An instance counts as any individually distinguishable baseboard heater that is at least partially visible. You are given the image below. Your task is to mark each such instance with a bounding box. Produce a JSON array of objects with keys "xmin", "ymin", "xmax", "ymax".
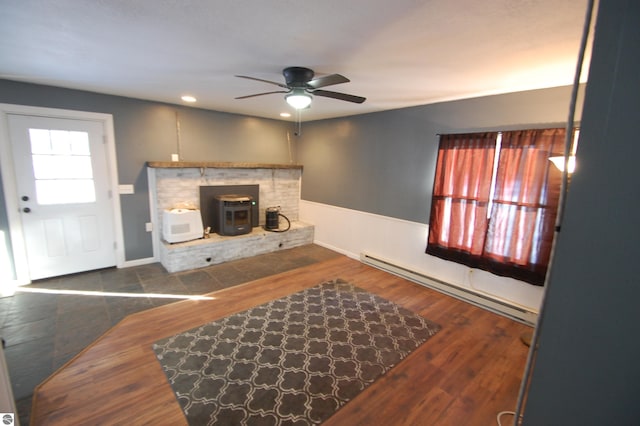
[{"xmin": 360, "ymin": 252, "xmax": 537, "ymax": 326}]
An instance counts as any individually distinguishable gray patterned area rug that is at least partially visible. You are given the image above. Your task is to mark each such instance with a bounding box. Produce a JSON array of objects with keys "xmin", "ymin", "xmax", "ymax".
[{"xmin": 152, "ymin": 278, "xmax": 441, "ymax": 425}]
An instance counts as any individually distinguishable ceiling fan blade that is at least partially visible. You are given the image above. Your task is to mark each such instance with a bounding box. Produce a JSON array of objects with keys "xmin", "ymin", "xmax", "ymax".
[
  {"xmin": 235, "ymin": 90, "xmax": 290, "ymax": 100},
  {"xmin": 235, "ymin": 75, "xmax": 289, "ymax": 89},
  {"xmin": 306, "ymin": 73, "xmax": 350, "ymax": 89},
  {"xmin": 311, "ymin": 89, "xmax": 366, "ymax": 104}
]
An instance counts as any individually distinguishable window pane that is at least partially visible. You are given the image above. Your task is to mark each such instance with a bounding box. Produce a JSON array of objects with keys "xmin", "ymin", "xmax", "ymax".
[
  {"xmin": 29, "ymin": 129, "xmax": 52, "ymax": 154},
  {"xmin": 69, "ymin": 131, "xmax": 90, "ymax": 155},
  {"xmin": 50, "ymin": 130, "xmax": 71, "ymax": 154},
  {"xmin": 29, "ymin": 128, "xmax": 96, "ymax": 206},
  {"xmin": 35, "ymin": 179, "xmax": 96, "ymax": 205},
  {"xmin": 32, "ymin": 155, "xmax": 94, "ymax": 179}
]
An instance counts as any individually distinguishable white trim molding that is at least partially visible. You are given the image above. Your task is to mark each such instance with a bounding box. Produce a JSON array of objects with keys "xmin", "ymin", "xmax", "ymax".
[
  {"xmin": 0, "ymin": 103, "xmax": 125, "ymax": 285},
  {"xmin": 299, "ymin": 199, "xmax": 543, "ymax": 317}
]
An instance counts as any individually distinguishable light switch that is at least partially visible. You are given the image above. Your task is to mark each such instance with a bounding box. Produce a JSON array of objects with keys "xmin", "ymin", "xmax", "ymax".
[{"xmin": 118, "ymin": 184, "xmax": 135, "ymax": 194}]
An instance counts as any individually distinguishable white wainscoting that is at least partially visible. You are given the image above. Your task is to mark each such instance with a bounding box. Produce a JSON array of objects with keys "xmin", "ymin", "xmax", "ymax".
[{"xmin": 300, "ymin": 200, "xmax": 544, "ymax": 315}]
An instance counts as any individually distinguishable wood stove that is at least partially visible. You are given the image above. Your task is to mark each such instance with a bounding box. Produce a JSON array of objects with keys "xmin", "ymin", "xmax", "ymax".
[
  {"xmin": 212, "ymin": 194, "xmax": 253, "ymax": 236},
  {"xmin": 199, "ymin": 184, "xmax": 259, "ymax": 232}
]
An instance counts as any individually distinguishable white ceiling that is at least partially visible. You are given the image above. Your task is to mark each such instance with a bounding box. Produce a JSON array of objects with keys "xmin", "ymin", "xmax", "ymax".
[{"xmin": 0, "ymin": 0, "xmax": 593, "ymax": 122}]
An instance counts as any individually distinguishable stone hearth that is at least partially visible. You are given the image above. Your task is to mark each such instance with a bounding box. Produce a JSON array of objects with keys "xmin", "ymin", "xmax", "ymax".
[
  {"xmin": 159, "ymin": 222, "xmax": 314, "ymax": 273},
  {"xmin": 147, "ymin": 162, "xmax": 313, "ymax": 272}
]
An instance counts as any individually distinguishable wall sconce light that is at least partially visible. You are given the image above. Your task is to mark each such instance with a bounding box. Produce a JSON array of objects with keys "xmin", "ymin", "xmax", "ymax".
[
  {"xmin": 549, "ymin": 129, "xmax": 580, "ymax": 174},
  {"xmin": 549, "ymin": 156, "xmax": 576, "ymax": 173}
]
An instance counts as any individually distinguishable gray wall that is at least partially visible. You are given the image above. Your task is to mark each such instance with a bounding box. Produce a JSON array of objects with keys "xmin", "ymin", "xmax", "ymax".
[
  {"xmin": 523, "ymin": 0, "xmax": 640, "ymax": 424},
  {"xmin": 298, "ymin": 85, "xmax": 583, "ymax": 223},
  {"xmin": 0, "ymin": 80, "xmax": 584, "ymax": 267},
  {"xmin": 0, "ymin": 80, "xmax": 293, "ymax": 261}
]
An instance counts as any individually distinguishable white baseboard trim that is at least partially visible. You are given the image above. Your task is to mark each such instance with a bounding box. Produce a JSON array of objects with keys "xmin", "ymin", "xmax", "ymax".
[
  {"xmin": 312, "ymin": 240, "xmax": 359, "ymax": 260},
  {"xmin": 120, "ymin": 257, "xmax": 157, "ymax": 269},
  {"xmin": 300, "ymin": 199, "xmax": 543, "ymax": 315}
]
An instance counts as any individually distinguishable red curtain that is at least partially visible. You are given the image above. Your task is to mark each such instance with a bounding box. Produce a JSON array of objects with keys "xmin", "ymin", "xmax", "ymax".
[
  {"xmin": 484, "ymin": 128, "xmax": 565, "ymax": 283},
  {"xmin": 427, "ymin": 128, "xmax": 566, "ymax": 285},
  {"xmin": 427, "ymin": 132, "xmax": 497, "ymax": 256}
]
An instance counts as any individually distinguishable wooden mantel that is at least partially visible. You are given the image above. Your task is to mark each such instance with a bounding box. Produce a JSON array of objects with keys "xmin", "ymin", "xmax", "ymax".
[{"xmin": 147, "ymin": 161, "xmax": 303, "ymax": 170}]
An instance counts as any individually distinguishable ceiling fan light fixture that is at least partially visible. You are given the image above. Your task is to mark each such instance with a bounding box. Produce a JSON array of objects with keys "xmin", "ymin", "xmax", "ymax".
[{"xmin": 285, "ymin": 89, "xmax": 312, "ymax": 109}]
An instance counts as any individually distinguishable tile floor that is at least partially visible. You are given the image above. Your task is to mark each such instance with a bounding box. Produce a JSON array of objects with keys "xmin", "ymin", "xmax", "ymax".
[{"xmin": 0, "ymin": 244, "xmax": 340, "ymax": 425}]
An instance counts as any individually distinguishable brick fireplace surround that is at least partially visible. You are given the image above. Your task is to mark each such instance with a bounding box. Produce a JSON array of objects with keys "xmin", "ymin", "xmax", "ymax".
[{"xmin": 147, "ymin": 162, "xmax": 314, "ymax": 272}]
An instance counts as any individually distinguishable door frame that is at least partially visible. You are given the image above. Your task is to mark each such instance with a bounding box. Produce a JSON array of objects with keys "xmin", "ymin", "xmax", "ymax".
[{"xmin": 0, "ymin": 103, "xmax": 125, "ymax": 286}]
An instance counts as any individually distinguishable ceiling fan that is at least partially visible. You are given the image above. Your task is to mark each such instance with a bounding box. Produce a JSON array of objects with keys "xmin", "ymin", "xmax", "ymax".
[{"xmin": 235, "ymin": 66, "xmax": 366, "ymax": 109}]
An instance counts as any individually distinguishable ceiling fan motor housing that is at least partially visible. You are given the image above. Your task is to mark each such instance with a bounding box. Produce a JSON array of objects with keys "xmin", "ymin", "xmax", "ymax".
[{"xmin": 283, "ymin": 67, "xmax": 315, "ymax": 87}]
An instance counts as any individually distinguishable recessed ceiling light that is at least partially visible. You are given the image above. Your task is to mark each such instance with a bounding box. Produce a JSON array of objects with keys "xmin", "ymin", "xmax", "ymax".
[
  {"xmin": 280, "ymin": 112, "xmax": 291, "ymax": 118},
  {"xmin": 181, "ymin": 95, "xmax": 197, "ymax": 103}
]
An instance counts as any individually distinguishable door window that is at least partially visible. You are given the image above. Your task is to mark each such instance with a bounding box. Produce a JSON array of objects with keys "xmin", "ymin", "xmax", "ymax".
[{"xmin": 28, "ymin": 128, "xmax": 96, "ymax": 205}]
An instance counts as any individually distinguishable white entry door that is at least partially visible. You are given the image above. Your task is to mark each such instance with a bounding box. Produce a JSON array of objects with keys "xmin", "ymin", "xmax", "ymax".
[{"xmin": 7, "ymin": 114, "xmax": 117, "ymax": 280}]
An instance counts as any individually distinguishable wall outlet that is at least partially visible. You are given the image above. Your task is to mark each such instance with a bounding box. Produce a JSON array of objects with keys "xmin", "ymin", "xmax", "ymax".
[{"xmin": 145, "ymin": 222, "xmax": 153, "ymax": 232}]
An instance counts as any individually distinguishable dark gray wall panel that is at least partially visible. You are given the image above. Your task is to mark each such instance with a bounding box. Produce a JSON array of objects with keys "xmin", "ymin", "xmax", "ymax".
[
  {"xmin": 298, "ymin": 85, "xmax": 584, "ymax": 223},
  {"xmin": 523, "ymin": 0, "xmax": 640, "ymax": 424}
]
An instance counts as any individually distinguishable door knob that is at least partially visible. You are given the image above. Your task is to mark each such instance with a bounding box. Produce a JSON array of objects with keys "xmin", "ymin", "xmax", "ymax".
[{"xmin": 23, "ymin": 207, "xmax": 31, "ymax": 213}]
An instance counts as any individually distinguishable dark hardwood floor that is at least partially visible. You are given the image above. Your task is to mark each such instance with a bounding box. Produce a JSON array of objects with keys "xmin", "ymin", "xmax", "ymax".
[
  {"xmin": 28, "ymin": 253, "xmax": 531, "ymax": 425},
  {"xmin": 1, "ymin": 244, "xmax": 340, "ymax": 425}
]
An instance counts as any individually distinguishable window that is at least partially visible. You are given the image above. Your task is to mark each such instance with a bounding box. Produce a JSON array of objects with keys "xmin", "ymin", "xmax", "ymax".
[
  {"xmin": 426, "ymin": 128, "xmax": 571, "ymax": 285},
  {"xmin": 28, "ymin": 128, "xmax": 96, "ymax": 205}
]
